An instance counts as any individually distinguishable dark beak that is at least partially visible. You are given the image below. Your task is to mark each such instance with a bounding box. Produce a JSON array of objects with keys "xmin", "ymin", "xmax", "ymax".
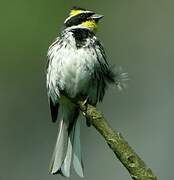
[{"xmin": 90, "ymin": 14, "xmax": 104, "ymax": 21}]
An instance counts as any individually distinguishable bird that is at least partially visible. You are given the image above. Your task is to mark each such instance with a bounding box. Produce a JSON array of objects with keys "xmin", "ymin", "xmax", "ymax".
[{"xmin": 46, "ymin": 6, "xmax": 127, "ymax": 178}]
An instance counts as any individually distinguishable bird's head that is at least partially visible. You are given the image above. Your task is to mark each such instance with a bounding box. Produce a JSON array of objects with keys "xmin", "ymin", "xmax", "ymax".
[{"xmin": 64, "ymin": 6, "xmax": 104, "ymax": 31}]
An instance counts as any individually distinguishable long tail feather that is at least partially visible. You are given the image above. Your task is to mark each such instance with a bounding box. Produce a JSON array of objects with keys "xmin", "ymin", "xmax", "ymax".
[
  {"xmin": 49, "ymin": 119, "xmax": 68, "ymax": 174},
  {"xmin": 73, "ymin": 120, "xmax": 84, "ymax": 177},
  {"xmin": 49, "ymin": 101, "xmax": 83, "ymax": 177},
  {"xmin": 60, "ymin": 133, "xmax": 73, "ymax": 177}
]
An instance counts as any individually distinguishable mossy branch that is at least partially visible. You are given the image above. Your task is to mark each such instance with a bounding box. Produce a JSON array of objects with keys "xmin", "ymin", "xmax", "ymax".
[{"xmin": 78, "ymin": 101, "xmax": 157, "ymax": 180}]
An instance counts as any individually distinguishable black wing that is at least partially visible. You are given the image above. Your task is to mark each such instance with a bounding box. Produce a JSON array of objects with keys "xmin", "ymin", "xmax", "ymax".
[
  {"xmin": 92, "ymin": 39, "xmax": 115, "ymax": 102},
  {"xmin": 49, "ymin": 98, "xmax": 59, "ymax": 122}
]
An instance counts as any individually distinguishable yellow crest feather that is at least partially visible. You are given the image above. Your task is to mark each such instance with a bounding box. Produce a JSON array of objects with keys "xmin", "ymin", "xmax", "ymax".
[{"xmin": 70, "ymin": 10, "xmax": 85, "ymax": 17}]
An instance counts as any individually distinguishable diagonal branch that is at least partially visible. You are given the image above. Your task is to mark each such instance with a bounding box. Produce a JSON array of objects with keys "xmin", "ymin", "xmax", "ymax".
[{"xmin": 78, "ymin": 101, "xmax": 157, "ymax": 180}]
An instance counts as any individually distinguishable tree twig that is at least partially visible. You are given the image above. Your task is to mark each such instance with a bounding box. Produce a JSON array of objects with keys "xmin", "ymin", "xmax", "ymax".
[{"xmin": 78, "ymin": 101, "xmax": 157, "ymax": 180}]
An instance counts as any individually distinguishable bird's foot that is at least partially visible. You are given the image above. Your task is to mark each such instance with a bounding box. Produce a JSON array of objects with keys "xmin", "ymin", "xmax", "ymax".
[
  {"xmin": 82, "ymin": 97, "xmax": 88, "ymax": 106},
  {"xmin": 81, "ymin": 97, "xmax": 92, "ymax": 126}
]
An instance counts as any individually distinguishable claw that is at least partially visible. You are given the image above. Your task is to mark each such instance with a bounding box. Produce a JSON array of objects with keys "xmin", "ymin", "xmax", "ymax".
[
  {"xmin": 82, "ymin": 97, "xmax": 89, "ymax": 106},
  {"xmin": 81, "ymin": 97, "xmax": 91, "ymax": 126}
]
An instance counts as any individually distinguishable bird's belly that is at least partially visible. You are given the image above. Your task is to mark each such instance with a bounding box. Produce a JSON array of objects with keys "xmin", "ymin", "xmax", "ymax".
[
  {"xmin": 61, "ymin": 61, "xmax": 91, "ymax": 97},
  {"xmin": 56, "ymin": 48, "xmax": 96, "ymax": 98}
]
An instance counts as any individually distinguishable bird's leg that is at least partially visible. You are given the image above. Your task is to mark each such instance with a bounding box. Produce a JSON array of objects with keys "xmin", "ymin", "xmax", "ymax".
[{"xmin": 81, "ymin": 97, "xmax": 92, "ymax": 127}]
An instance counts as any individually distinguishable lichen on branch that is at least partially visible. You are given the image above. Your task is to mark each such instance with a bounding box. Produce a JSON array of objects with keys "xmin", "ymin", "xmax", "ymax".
[{"xmin": 78, "ymin": 101, "xmax": 157, "ymax": 180}]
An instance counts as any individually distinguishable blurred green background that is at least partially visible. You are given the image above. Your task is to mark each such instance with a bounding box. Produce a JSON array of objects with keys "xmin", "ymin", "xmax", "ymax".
[{"xmin": 0, "ymin": 0, "xmax": 173, "ymax": 179}]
